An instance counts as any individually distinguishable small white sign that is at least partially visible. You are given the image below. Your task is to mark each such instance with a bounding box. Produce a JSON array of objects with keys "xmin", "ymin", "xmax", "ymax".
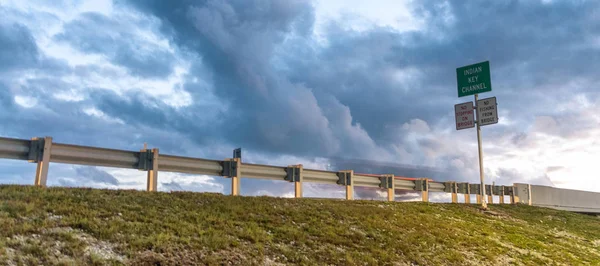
[
  {"xmin": 477, "ymin": 97, "xmax": 498, "ymax": 126},
  {"xmin": 454, "ymin": 101, "xmax": 475, "ymax": 130}
]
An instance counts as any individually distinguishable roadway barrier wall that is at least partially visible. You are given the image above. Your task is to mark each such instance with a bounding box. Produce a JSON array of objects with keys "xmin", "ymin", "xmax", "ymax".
[{"xmin": 515, "ymin": 183, "xmax": 600, "ymax": 213}]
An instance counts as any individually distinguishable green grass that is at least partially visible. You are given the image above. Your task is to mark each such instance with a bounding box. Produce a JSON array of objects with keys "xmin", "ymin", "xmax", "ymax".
[{"xmin": 1, "ymin": 185, "xmax": 599, "ymax": 265}]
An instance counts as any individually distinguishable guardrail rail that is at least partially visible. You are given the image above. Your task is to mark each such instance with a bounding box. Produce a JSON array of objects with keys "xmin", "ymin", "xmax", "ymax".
[{"xmin": 0, "ymin": 136, "xmax": 525, "ymax": 205}]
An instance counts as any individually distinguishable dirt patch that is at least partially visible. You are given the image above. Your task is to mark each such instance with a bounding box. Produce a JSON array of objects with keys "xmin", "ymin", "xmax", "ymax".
[
  {"xmin": 480, "ymin": 209, "xmax": 527, "ymax": 224},
  {"xmin": 2, "ymin": 248, "xmax": 17, "ymax": 266},
  {"xmin": 3, "ymin": 226, "xmax": 125, "ymax": 265},
  {"xmin": 263, "ymin": 257, "xmax": 286, "ymax": 266},
  {"xmin": 551, "ymin": 229, "xmax": 583, "ymax": 240},
  {"xmin": 494, "ymin": 254, "xmax": 517, "ymax": 266},
  {"xmin": 129, "ymin": 250, "xmax": 167, "ymax": 266},
  {"xmin": 73, "ymin": 230, "xmax": 124, "ymax": 262},
  {"xmin": 489, "ymin": 237, "xmax": 549, "ymax": 263},
  {"xmin": 47, "ymin": 212, "xmax": 63, "ymax": 221}
]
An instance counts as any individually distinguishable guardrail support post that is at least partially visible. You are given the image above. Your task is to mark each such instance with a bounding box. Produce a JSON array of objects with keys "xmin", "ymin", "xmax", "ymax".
[
  {"xmin": 416, "ymin": 178, "xmax": 429, "ymax": 202},
  {"xmin": 147, "ymin": 148, "xmax": 159, "ymax": 192},
  {"xmin": 30, "ymin": 137, "xmax": 53, "ymax": 187},
  {"xmin": 506, "ymin": 186, "xmax": 516, "ymax": 204},
  {"xmin": 465, "ymin": 183, "xmax": 471, "ymax": 204},
  {"xmin": 387, "ymin": 175, "xmax": 395, "ymax": 202},
  {"xmin": 286, "ymin": 164, "xmax": 303, "ymax": 198},
  {"xmin": 222, "ymin": 158, "xmax": 241, "ymax": 196},
  {"xmin": 470, "ymin": 184, "xmax": 481, "ymax": 204},
  {"xmin": 337, "ymin": 170, "xmax": 354, "ymax": 200},
  {"xmin": 486, "ymin": 185, "xmax": 493, "ymax": 204},
  {"xmin": 446, "ymin": 182, "xmax": 458, "ymax": 203},
  {"xmin": 472, "ymin": 184, "xmax": 482, "ymax": 204},
  {"xmin": 139, "ymin": 146, "xmax": 159, "ymax": 192},
  {"xmin": 458, "ymin": 182, "xmax": 470, "ymax": 204},
  {"xmin": 379, "ymin": 175, "xmax": 395, "ymax": 202},
  {"xmin": 498, "ymin": 186, "xmax": 505, "ymax": 204}
]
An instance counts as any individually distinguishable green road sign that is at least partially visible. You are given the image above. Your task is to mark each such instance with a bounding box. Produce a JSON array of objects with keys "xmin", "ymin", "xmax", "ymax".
[{"xmin": 456, "ymin": 61, "xmax": 491, "ymax": 97}]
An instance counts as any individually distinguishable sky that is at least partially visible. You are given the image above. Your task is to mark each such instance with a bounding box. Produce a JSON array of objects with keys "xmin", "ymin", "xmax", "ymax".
[{"xmin": 0, "ymin": 0, "xmax": 599, "ymax": 201}]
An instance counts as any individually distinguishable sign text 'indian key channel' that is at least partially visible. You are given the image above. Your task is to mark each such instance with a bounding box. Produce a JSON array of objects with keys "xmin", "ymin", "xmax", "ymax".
[{"xmin": 456, "ymin": 61, "xmax": 492, "ymax": 97}]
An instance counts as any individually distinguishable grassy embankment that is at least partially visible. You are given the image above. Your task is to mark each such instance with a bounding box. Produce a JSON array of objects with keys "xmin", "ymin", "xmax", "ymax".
[{"xmin": 1, "ymin": 185, "xmax": 599, "ymax": 265}]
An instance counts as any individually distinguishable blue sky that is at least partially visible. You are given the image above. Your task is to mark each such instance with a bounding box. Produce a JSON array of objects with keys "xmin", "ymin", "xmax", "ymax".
[{"xmin": 1, "ymin": 0, "xmax": 599, "ymax": 200}]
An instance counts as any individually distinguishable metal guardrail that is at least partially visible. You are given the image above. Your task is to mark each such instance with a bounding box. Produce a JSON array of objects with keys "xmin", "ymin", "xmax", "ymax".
[
  {"xmin": 0, "ymin": 136, "xmax": 518, "ymax": 204},
  {"xmin": 51, "ymin": 143, "xmax": 139, "ymax": 169},
  {"xmin": 159, "ymin": 155, "xmax": 223, "ymax": 176},
  {"xmin": 429, "ymin": 182, "xmax": 446, "ymax": 192},
  {"xmin": 242, "ymin": 163, "xmax": 287, "ymax": 180},
  {"xmin": 0, "ymin": 137, "xmax": 30, "ymax": 160},
  {"xmin": 303, "ymin": 169, "xmax": 339, "ymax": 184}
]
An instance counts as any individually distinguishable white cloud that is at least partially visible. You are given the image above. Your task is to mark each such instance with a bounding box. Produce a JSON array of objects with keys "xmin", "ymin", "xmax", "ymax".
[
  {"xmin": 14, "ymin": 95, "xmax": 38, "ymax": 108},
  {"xmin": 2, "ymin": 0, "xmax": 195, "ymax": 109},
  {"xmin": 402, "ymin": 119, "xmax": 431, "ymax": 134},
  {"xmin": 314, "ymin": 0, "xmax": 424, "ymax": 34},
  {"xmin": 83, "ymin": 107, "xmax": 125, "ymax": 124}
]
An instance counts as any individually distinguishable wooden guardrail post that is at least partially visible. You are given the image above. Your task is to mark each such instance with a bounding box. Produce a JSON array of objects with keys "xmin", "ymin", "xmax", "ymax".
[
  {"xmin": 30, "ymin": 137, "xmax": 53, "ymax": 187},
  {"xmin": 486, "ymin": 185, "xmax": 493, "ymax": 204},
  {"xmin": 507, "ymin": 186, "xmax": 516, "ymax": 204},
  {"xmin": 222, "ymin": 158, "xmax": 241, "ymax": 196},
  {"xmin": 466, "ymin": 183, "xmax": 471, "ymax": 204},
  {"xmin": 285, "ymin": 164, "xmax": 303, "ymax": 198},
  {"xmin": 337, "ymin": 170, "xmax": 354, "ymax": 200},
  {"xmin": 470, "ymin": 184, "xmax": 481, "ymax": 204},
  {"xmin": 458, "ymin": 182, "xmax": 470, "ymax": 204},
  {"xmin": 445, "ymin": 182, "xmax": 458, "ymax": 203},
  {"xmin": 498, "ymin": 186, "xmax": 505, "ymax": 204},
  {"xmin": 416, "ymin": 178, "xmax": 429, "ymax": 202},
  {"xmin": 139, "ymin": 146, "xmax": 159, "ymax": 192},
  {"xmin": 148, "ymin": 148, "xmax": 159, "ymax": 192},
  {"xmin": 379, "ymin": 175, "xmax": 395, "ymax": 202}
]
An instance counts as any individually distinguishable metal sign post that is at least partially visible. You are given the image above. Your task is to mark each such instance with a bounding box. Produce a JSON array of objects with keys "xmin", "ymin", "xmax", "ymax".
[
  {"xmin": 474, "ymin": 94, "xmax": 487, "ymax": 209},
  {"xmin": 456, "ymin": 60, "xmax": 496, "ymax": 209}
]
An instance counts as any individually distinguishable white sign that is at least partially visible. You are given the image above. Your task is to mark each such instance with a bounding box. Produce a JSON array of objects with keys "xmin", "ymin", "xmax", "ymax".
[
  {"xmin": 454, "ymin": 101, "xmax": 475, "ymax": 130},
  {"xmin": 477, "ymin": 97, "xmax": 498, "ymax": 126}
]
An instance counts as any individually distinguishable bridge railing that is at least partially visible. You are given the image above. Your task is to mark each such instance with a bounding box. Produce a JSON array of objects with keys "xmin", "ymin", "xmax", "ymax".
[{"xmin": 0, "ymin": 136, "xmax": 520, "ymax": 204}]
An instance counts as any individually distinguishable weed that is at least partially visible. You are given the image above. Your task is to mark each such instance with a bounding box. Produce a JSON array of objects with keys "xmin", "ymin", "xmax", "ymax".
[{"xmin": 0, "ymin": 185, "xmax": 599, "ymax": 265}]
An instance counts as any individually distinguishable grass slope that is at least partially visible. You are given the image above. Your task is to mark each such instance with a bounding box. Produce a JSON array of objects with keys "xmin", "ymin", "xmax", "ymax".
[{"xmin": 1, "ymin": 185, "xmax": 599, "ymax": 266}]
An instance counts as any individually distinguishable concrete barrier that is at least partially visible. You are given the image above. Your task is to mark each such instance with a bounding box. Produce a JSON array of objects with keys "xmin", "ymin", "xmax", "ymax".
[{"xmin": 515, "ymin": 183, "xmax": 600, "ymax": 213}]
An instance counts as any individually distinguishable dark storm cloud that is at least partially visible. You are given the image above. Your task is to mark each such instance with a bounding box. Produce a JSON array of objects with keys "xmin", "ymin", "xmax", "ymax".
[
  {"xmin": 55, "ymin": 12, "xmax": 177, "ymax": 79},
  {"xmin": 291, "ymin": 0, "xmax": 600, "ymax": 140},
  {"xmin": 0, "ymin": 83, "xmax": 13, "ymax": 108},
  {"xmin": 118, "ymin": 0, "xmax": 353, "ymax": 158},
  {"xmin": 0, "ymin": 85, "xmax": 195, "ymax": 156},
  {"xmin": 89, "ymin": 89, "xmax": 225, "ymax": 151},
  {"xmin": 0, "ymin": 22, "xmax": 39, "ymax": 72},
  {"xmin": 1, "ymin": 0, "xmax": 599, "ymax": 195},
  {"xmin": 110, "ymin": 0, "xmax": 600, "ymax": 186},
  {"xmin": 327, "ymin": 157, "xmax": 449, "ymax": 179}
]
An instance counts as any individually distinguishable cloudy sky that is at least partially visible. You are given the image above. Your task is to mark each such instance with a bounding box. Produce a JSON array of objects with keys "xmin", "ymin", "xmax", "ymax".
[{"xmin": 1, "ymin": 0, "xmax": 599, "ymax": 200}]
